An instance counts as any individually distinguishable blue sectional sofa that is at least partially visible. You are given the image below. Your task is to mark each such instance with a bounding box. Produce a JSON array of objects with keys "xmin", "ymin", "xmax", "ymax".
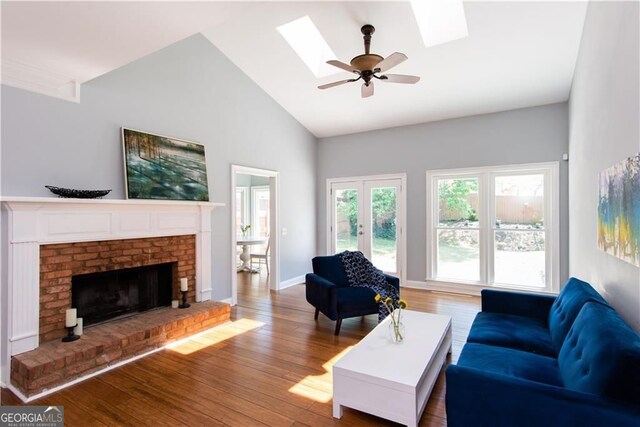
[{"xmin": 446, "ymin": 278, "xmax": 640, "ymax": 426}]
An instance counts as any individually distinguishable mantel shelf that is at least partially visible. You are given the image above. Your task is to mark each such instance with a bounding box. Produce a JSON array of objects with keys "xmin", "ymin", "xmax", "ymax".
[{"xmin": 0, "ymin": 196, "xmax": 225, "ymax": 208}]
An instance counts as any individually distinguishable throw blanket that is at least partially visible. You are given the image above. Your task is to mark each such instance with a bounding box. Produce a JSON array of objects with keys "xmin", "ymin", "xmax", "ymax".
[{"xmin": 339, "ymin": 250, "xmax": 399, "ymax": 322}]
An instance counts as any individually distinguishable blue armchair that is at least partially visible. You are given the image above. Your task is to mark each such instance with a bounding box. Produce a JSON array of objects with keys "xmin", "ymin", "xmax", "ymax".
[{"xmin": 305, "ymin": 254, "xmax": 400, "ymax": 335}]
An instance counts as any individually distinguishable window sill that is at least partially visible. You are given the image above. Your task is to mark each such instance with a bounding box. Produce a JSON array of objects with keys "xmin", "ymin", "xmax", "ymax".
[{"xmin": 403, "ymin": 279, "xmax": 558, "ymax": 297}]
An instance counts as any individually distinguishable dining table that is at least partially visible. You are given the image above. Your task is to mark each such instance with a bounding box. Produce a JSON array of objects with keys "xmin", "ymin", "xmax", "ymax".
[{"xmin": 237, "ymin": 235, "xmax": 269, "ymax": 273}]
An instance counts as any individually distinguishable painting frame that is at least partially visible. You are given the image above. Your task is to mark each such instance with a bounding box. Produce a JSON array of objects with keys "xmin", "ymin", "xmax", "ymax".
[
  {"xmin": 597, "ymin": 153, "xmax": 640, "ymax": 267},
  {"xmin": 121, "ymin": 127, "xmax": 210, "ymax": 201}
]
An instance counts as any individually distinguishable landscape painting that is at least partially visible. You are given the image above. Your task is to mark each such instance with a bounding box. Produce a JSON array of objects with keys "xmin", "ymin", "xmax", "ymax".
[
  {"xmin": 597, "ymin": 153, "xmax": 640, "ymax": 267},
  {"xmin": 122, "ymin": 128, "xmax": 209, "ymax": 201}
]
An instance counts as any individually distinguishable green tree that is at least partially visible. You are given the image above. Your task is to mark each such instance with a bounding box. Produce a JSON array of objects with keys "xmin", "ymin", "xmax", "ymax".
[{"xmin": 439, "ymin": 179, "xmax": 478, "ymax": 222}]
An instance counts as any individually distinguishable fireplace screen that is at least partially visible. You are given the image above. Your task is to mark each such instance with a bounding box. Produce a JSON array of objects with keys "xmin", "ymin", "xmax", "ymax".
[{"xmin": 72, "ymin": 263, "xmax": 173, "ymax": 327}]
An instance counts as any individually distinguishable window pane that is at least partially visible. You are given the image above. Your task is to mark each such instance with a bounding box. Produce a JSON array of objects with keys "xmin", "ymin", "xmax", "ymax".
[
  {"xmin": 253, "ymin": 189, "xmax": 270, "ymax": 237},
  {"xmin": 438, "ymin": 178, "xmax": 479, "ymax": 228},
  {"xmin": 371, "ymin": 187, "xmax": 397, "ymax": 272},
  {"xmin": 495, "ymin": 174, "xmax": 544, "ymax": 229},
  {"xmin": 494, "ymin": 230, "xmax": 545, "ymax": 287},
  {"xmin": 336, "ymin": 189, "xmax": 358, "ymax": 252},
  {"xmin": 437, "ymin": 229, "xmax": 480, "ymax": 281}
]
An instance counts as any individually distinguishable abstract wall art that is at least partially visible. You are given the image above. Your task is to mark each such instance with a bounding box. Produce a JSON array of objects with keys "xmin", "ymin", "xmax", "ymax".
[
  {"xmin": 122, "ymin": 128, "xmax": 209, "ymax": 201},
  {"xmin": 597, "ymin": 153, "xmax": 640, "ymax": 267}
]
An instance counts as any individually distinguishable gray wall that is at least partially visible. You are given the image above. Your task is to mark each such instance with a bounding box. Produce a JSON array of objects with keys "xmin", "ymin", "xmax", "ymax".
[
  {"xmin": 317, "ymin": 103, "xmax": 569, "ymax": 284},
  {"xmin": 568, "ymin": 2, "xmax": 640, "ymax": 330},
  {"xmin": 1, "ymin": 34, "xmax": 317, "ymax": 300}
]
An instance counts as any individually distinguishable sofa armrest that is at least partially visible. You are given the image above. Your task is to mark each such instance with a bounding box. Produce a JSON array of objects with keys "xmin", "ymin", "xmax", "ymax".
[
  {"xmin": 446, "ymin": 364, "xmax": 640, "ymax": 427},
  {"xmin": 305, "ymin": 273, "xmax": 339, "ymax": 320},
  {"xmin": 481, "ymin": 289, "xmax": 556, "ymax": 322},
  {"xmin": 384, "ymin": 274, "xmax": 400, "ymax": 292}
]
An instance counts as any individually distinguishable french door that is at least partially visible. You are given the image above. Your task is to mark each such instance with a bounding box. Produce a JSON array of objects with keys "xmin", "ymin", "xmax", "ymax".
[{"xmin": 329, "ymin": 177, "xmax": 405, "ymax": 278}]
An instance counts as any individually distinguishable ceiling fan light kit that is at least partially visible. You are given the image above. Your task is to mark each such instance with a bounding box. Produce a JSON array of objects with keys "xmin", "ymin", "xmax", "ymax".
[{"xmin": 319, "ymin": 24, "xmax": 420, "ymax": 98}]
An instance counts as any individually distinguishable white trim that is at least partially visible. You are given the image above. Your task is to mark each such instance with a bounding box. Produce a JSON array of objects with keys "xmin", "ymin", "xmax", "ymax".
[
  {"xmin": 325, "ymin": 173, "xmax": 407, "ymax": 285},
  {"xmin": 230, "ymin": 165, "xmax": 280, "ymax": 305},
  {"xmin": 279, "ymin": 275, "xmax": 305, "ymax": 290},
  {"xmin": 2, "ymin": 58, "xmax": 80, "ymax": 103},
  {"xmin": 426, "ymin": 161, "xmax": 560, "ymax": 293},
  {"xmin": 7, "ymin": 321, "xmax": 231, "ymax": 403},
  {"xmin": 219, "ymin": 297, "xmax": 234, "ymax": 306}
]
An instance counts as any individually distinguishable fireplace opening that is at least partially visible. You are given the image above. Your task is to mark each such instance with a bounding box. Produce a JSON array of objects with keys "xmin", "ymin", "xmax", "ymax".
[{"xmin": 72, "ymin": 263, "xmax": 174, "ymax": 327}]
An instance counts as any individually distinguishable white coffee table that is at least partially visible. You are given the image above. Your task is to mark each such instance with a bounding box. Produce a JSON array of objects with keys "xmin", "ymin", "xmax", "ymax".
[{"xmin": 332, "ymin": 310, "xmax": 452, "ymax": 427}]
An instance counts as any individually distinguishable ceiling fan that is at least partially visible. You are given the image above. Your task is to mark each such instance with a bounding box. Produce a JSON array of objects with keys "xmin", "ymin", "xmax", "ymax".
[{"xmin": 318, "ymin": 24, "xmax": 420, "ymax": 98}]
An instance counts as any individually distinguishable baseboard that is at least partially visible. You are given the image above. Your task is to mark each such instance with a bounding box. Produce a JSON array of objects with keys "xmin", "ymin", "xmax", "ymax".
[
  {"xmin": 219, "ymin": 297, "xmax": 234, "ymax": 306},
  {"xmin": 279, "ymin": 275, "xmax": 305, "ymax": 290},
  {"xmin": 6, "ymin": 321, "xmax": 231, "ymax": 403}
]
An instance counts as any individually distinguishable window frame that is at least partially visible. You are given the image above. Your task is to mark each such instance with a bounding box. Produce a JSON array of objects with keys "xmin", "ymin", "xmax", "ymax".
[
  {"xmin": 426, "ymin": 162, "xmax": 560, "ymax": 293},
  {"xmin": 235, "ymin": 186, "xmax": 249, "ymax": 235}
]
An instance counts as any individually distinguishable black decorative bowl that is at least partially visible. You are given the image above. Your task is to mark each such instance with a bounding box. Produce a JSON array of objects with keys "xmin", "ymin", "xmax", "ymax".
[{"xmin": 45, "ymin": 185, "xmax": 112, "ymax": 199}]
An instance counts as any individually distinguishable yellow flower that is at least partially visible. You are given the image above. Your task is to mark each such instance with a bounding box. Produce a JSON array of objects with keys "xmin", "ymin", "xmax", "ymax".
[
  {"xmin": 374, "ymin": 294, "xmax": 381, "ymax": 303},
  {"xmin": 384, "ymin": 297, "xmax": 392, "ymax": 305},
  {"xmin": 398, "ymin": 299, "xmax": 408, "ymax": 309}
]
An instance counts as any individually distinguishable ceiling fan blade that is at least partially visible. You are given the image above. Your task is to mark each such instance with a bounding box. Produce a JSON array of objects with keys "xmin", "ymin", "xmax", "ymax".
[
  {"xmin": 361, "ymin": 82, "xmax": 374, "ymax": 98},
  {"xmin": 374, "ymin": 52, "xmax": 407, "ymax": 73},
  {"xmin": 326, "ymin": 60, "xmax": 359, "ymax": 74},
  {"xmin": 380, "ymin": 74, "xmax": 421, "ymax": 84},
  {"xmin": 318, "ymin": 79, "xmax": 357, "ymax": 90}
]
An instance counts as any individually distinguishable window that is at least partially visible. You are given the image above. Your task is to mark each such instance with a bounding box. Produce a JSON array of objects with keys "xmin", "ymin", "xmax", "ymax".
[
  {"xmin": 235, "ymin": 187, "xmax": 249, "ymax": 235},
  {"xmin": 427, "ymin": 163, "xmax": 559, "ymax": 292},
  {"xmin": 252, "ymin": 186, "xmax": 270, "ymax": 238}
]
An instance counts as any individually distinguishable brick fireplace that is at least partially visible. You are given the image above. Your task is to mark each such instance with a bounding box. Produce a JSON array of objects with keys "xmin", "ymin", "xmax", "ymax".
[
  {"xmin": 1, "ymin": 197, "xmax": 225, "ymax": 399},
  {"xmin": 39, "ymin": 235, "xmax": 196, "ymax": 343}
]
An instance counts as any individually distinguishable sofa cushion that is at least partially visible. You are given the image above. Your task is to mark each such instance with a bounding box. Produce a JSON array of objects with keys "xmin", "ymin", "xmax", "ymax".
[
  {"xmin": 457, "ymin": 342, "xmax": 563, "ymax": 387},
  {"xmin": 548, "ymin": 277, "xmax": 608, "ymax": 352},
  {"xmin": 312, "ymin": 255, "xmax": 349, "ymax": 287},
  {"xmin": 558, "ymin": 302, "xmax": 640, "ymax": 405},
  {"xmin": 336, "ymin": 286, "xmax": 378, "ymax": 317},
  {"xmin": 467, "ymin": 312, "xmax": 556, "ymax": 357}
]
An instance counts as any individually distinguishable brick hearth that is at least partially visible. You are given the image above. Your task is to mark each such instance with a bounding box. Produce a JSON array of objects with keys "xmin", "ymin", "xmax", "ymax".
[
  {"xmin": 39, "ymin": 235, "xmax": 196, "ymax": 343},
  {"xmin": 11, "ymin": 301, "xmax": 230, "ymax": 398}
]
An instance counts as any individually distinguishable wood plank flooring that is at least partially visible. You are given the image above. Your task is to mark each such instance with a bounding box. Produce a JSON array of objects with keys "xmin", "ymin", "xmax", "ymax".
[{"xmin": 1, "ymin": 272, "xmax": 480, "ymax": 426}]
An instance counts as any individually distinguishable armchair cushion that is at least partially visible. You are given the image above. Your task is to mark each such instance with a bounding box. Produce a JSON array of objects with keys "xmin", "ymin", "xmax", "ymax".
[
  {"xmin": 467, "ymin": 312, "xmax": 556, "ymax": 357},
  {"xmin": 336, "ymin": 287, "xmax": 379, "ymax": 318},
  {"xmin": 311, "ymin": 255, "xmax": 349, "ymax": 287}
]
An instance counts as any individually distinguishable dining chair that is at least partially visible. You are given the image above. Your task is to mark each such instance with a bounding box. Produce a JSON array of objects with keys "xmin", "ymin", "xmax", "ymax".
[{"xmin": 250, "ymin": 238, "xmax": 270, "ymax": 275}]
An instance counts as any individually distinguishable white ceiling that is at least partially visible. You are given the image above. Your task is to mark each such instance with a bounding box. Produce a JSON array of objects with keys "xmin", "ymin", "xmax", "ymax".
[{"xmin": 2, "ymin": 1, "xmax": 588, "ymax": 138}]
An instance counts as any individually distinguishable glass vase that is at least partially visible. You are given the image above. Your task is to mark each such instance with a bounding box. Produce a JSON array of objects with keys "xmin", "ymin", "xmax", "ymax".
[{"xmin": 388, "ymin": 319, "xmax": 405, "ymax": 343}]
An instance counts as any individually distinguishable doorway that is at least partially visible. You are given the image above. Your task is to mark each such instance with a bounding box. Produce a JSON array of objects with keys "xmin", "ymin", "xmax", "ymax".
[
  {"xmin": 327, "ymin": 174, "xmax": 406, "ymax": 283},
  {"xmin": 231, "ymin": 165, "xmax": 279, "ymax": 305}
]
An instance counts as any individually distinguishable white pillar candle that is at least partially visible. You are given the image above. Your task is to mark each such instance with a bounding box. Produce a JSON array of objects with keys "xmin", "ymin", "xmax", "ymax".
[
  {"xmin": 75, "ymin": 318, "xmax": 83, "ymax": 336},
  {"xmin": 65, "ymin": 308, "xmax": 77, "ymax": 327},
  {"xmin": 180, "ymin": 278, "xmax": 188, "ymax": 292},
  {"xmin": 171, "ymin": 300, "xmax": 179, "ymax": 308}
]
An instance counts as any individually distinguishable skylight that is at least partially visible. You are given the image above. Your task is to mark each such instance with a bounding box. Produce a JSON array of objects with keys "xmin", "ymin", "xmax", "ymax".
[
  {"xmin": 410, "ymin": 0, "xmax": 469, "ymax": 48},
  {"xmin": 277, "ymin": 16, "xmax": 338, "ymax": 78}
]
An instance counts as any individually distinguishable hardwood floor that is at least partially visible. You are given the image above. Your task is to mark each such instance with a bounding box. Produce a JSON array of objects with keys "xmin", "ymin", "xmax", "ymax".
[{"xmin": 1, "ymin": 272, "xmax": 480, "ymax": 426}]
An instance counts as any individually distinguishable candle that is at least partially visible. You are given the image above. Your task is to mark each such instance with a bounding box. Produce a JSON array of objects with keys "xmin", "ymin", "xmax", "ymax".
[
  {"xmin": 180, "ymin": 278, "xmax": 188, "ymax": 292},
  {"xmin": 65, "ymin": 308, "xmax": 77, "ymax": 327},
  {"xmin": 75, "ymin": 318, "xmax": 83, "ymax": 336},
  {"xmin": 172, "ymin": 300, "xmax": 179, "ymax": 308}
]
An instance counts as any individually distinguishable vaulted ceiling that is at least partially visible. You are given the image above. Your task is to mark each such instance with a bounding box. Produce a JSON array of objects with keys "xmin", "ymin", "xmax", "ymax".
[{"xmin": 2, "ymin": 1, "xmax": 588, "ymax": 138}]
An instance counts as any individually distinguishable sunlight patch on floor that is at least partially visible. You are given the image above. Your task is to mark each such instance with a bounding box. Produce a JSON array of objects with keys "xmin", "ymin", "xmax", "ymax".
[
  {"xmin": 167, "ymin": 318, "xmax": 265, "ymax": 355},
  {"xmin": 288, "ymin": 345, "xmax": 354, "ymax": 403}
]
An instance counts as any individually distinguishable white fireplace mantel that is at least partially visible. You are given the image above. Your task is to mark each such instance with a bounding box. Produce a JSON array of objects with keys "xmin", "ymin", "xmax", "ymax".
[{"xmin": 0, "ymin": 197, "xmax": 224, "ymax": 380}]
